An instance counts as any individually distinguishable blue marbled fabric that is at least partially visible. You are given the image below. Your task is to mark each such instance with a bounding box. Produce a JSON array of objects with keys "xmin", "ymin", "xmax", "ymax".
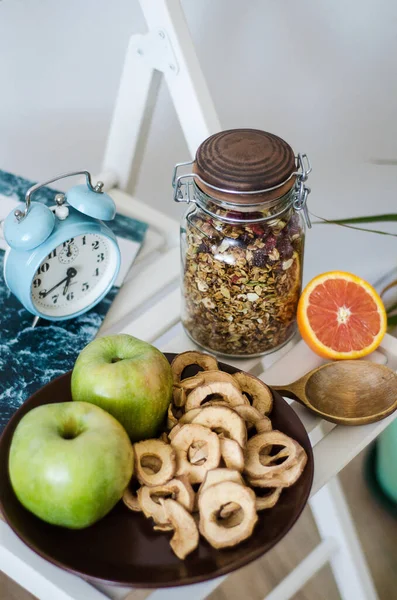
[{"xmin": 0, "ymin": 170, "xmax": 148, "ymax": 433}]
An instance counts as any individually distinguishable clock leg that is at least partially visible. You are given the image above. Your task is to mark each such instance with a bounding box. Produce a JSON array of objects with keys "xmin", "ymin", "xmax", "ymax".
[{"xmin": 31, "ymin": 316, "xmax": 40, "ymax": 328}]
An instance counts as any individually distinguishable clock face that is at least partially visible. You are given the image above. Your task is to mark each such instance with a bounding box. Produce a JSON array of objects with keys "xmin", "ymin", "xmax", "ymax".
[{"xmin": 31, "ymin": 233, "xmax": 118, "ymax": 317}]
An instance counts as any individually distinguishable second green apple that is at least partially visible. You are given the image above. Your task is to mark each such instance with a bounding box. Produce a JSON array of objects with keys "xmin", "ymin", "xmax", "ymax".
[{"xmin": 71, "ymin": 334, "xmax": 173, "ymax": 442}]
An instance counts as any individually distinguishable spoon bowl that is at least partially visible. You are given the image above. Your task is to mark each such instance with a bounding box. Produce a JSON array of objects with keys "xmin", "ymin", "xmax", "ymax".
[{"xmin": 271, "ymin": 360, "xmax": 397, "ymax": 425}]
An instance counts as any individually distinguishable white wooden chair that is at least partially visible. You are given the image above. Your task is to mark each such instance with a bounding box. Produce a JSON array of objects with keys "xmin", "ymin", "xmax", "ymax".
[{"xmin": 2, "ymin": 2, "xmax": 396, "ymax": 599}]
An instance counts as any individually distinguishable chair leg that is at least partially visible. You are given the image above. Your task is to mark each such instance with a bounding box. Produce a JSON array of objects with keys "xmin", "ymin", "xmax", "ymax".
[{"xmin": 310, "ymin": 477, "xmax": 378, "ymax": 600}]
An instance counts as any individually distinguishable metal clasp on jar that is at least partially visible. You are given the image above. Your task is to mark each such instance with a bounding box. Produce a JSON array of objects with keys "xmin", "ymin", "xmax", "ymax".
[
  {"xmin": 293, "ymin": 154, "xmax": 312, "ymax": 228},
  {"xmin": 172, "ymin": 161, "xmax": 196, "ymax": 203}
]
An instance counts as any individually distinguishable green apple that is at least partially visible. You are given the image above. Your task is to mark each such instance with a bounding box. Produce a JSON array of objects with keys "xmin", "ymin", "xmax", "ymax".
[
  {"xmin": 71, "ymin": 334, "xmax": 173, "ymax": 442},
  {"xmin": 8, "ymin": 401, "xmax": 133, "ymax": 529}
]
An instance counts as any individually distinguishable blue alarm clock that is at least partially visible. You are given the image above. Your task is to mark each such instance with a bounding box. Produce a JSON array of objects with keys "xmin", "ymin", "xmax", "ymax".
[{"xmin": 2, "ymin": 170, "xmax": 121, "ymax": 322}]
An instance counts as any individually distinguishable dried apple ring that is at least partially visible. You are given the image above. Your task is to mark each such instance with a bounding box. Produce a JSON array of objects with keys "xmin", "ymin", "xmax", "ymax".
[
  {"xmin": 122, "ymin": 486, "xmax": 141, "ymax": 512},
  {"xmin": 171, "ymin": 423, "xmax": 221, "ymax": 484},
  {"xmin": 160, "ymin": 498, "xmax": 199, "ymax": 559},
  {"xmin": 134, "ymin": 439, "xmax": 176, "ymax": 487},
  {"xmin": 171, "ymin": 351, "xmax": 218, "ymax": 384},
  {"xmin": 247, "ymin": 449, "xmax": 307, "ymax": 488},
  {"xmin": 195, "ymin": 468, "xmax": 244, "ymax": 511},
  {"xmin": 254, "ymin": 487, "xmax": 282, "ymax": 510},
  {"xmin": 179, "ymin": 370, "xmax": 238, "ymax": 391},
  {"xmin": 168, "ymin": 423, "xmax": 183, "ymax": 441},
  {"xmin": 191, "ymin": 406, "xmax": 247, "ymax": 448},
  {"xmin": 220, "ymin": 437, "xmax": 244, "ymax": 472},
  {"xmin": 167, "ymin": 404, "xmax": 183, "ymax": 430},
  {"xmin": 233, "ymin": 372, "xmax": 273, "ymax": 415},
  {"xmin": 137, "ymin": 476, "xmax": 195, "ymax": 527},
  {"xmin": 172, "ymin": 387, "xmax": 187, "ymax": 408},
  {"xmin": 244, "ymin": 430, "xmax": 303, "ymax": 480},
  {"xmin": 198, "ymin": 481, "xmax": 258, "ymax": 549},
  {"xmin": 185, "ymin": 382, "xmax": 248, "ymax": 411}
]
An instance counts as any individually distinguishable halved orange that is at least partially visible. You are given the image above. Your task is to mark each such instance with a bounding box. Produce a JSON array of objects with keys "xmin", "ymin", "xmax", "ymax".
[{"xmin": 297, "ymin": 271, "xmax": 387, "ymax": 359}]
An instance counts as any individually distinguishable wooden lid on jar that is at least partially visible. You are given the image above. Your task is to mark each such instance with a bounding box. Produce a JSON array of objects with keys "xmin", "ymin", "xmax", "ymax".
[{"xmin": 193, "ymin": 129, "xmax": 297, "ymax": 204}]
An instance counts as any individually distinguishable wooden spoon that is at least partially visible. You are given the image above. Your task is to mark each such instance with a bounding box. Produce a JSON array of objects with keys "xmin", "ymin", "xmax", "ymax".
[{"xmin": 271, "ymin": 360, "xmax": 397, "ymax": 426}]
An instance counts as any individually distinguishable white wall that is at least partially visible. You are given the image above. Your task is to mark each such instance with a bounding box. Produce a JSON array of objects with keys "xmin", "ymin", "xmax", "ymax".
[{"xmin": 0, "ymin": 0, "xmax": 396, "ymax": 285}]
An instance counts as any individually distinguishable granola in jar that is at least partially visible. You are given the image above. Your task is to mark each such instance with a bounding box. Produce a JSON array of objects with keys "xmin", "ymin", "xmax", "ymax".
[
  {"xmin": 173, "ymin": 129, "xmax": 312, "ymax": 357},
  {"xmin": 181, "ymin": 198, "xmax": 304, "ymax": 356}
]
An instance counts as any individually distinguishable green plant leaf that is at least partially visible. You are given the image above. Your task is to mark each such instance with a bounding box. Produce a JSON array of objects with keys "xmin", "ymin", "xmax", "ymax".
[
  {"xmin": 315, "ymin": 213, "xmax": 397, "ymax": 225},
  {"xmin": 311, "ymin": 214, "xmax": 397, "ymax": 237}
]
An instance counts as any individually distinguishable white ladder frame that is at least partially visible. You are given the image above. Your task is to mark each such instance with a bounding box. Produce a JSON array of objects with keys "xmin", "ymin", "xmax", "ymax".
[
  {"xmin": 100, "ymin": 0, "xmax": 221, "ymax": 191},
  {"xmin": 0, "ymin": 2, "xmax": 383, "ymax": 599}
]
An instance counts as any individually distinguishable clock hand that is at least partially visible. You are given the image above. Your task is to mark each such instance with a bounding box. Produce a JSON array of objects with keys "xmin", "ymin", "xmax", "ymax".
[
  {"xmin": 42, "ymin": 267, "xmax": 77, "ymax": 297},
  {"xmin": 42, "ymin": 276, "xmax": 68, "ymax": 297},
  {"xmin": 63, "ymin": 267, "xmax": 77, "ymax": 296},
  {"xmin": 63, "ymin": 280, "xmax": 71, "ymax": 296}
]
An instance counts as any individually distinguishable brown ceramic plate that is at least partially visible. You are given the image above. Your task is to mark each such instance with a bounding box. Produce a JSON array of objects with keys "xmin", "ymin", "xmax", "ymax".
[{"xmin": 0, "ymin": 354, "xmax": 313, "ymax": 588}]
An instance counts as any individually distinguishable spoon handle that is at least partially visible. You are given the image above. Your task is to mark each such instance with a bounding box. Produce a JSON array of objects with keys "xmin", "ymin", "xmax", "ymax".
[{"xmin": 271, "ymin": 383, "xmax": 306, "ymax": 406}]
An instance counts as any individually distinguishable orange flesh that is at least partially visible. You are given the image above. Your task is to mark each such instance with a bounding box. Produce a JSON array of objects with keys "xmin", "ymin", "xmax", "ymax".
[{"xmin": 306, "ymin": 279, "xmax": 382, "ymax": 353}]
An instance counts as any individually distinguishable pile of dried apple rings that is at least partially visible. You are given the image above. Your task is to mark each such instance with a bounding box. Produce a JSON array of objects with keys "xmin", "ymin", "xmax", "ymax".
[{"xmin": 123, "ymin": 351, "xmax": 307, "ymax": 560}]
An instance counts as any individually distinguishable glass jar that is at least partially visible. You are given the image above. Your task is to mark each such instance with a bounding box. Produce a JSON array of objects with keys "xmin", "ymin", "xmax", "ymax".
[{"xmin": 173, "ymin": 129, "xmax": 312, "ymax": 358}]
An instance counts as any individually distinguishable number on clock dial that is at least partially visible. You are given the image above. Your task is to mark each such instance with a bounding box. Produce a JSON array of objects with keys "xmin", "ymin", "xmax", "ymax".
[{"xmin": 31, "ymin": 233, "xmax": 112, "ymax": 316}]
